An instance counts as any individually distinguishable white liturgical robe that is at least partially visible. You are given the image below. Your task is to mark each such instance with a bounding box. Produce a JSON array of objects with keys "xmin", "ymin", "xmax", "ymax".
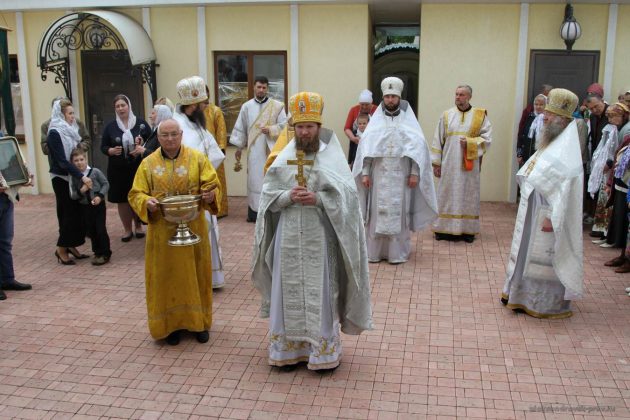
[
  {"xmin": 252, "ymin": 129, "xmax": 373, "ymax": 370},
  {"xmin": 431, "ymin": 106, "xmax": 492, "ymax": 236},
  {"xmin": 174, "ymin": 109, "xmax": 226, "ymax": 288},
  {"xmin": 352, "ymin": 100, "xmax": 437, "ymax": 263},
  {"xmin": 229, "ymin": 97, "xmax": 287, "ymax": 211},
  {"xmin": 502, "ymin": 120, "xmax": 583, "ymax": 318}
]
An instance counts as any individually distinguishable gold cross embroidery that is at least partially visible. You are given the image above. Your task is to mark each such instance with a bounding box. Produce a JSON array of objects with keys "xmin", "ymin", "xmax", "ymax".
[{"xmin": 287, "ymin": 150, "xmax": 314, "ymax": 187}]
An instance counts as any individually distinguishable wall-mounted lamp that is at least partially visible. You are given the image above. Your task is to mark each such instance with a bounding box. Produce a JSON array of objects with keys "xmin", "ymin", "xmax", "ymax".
[{"xmin": 560, "ymin": 4, "xmax": 581, "ymax": 51}]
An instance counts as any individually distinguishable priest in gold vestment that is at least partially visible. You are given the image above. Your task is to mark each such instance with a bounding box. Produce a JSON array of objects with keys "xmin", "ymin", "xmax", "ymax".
[
  {"xmin": 431, "ymin": 85, "xmax": 492, "ymax": 243},
  {"xmin": 204, "ymin": 88, "xmax": 229, "ymax": 217},
  {"xmin": 129, "ymin": 118, "xmax": 222, "ymax": 345}
]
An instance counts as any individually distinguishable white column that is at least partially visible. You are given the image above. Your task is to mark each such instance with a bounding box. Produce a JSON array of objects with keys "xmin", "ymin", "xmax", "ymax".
[
  {"xmin": 142, "ymin": 7, "xmax": 153, "ymax": 114},
  {"xmin": 66, "ymin": 10, "xmax": 80, "ymax": 116},
  {"xmin": 16, "ymin": 12, "xmax": 39, "ymax": 194},
  {"xmin": 290, "ymin": 4, "xmax": 299, "ymax": 95},
  {"xmin": 603, "ymin": 3, "xmax": 617, "ymax": 102},
  {"xmin": 508, "ymin": 3, "xmax": 529, "ymax": 203},
  {"xmin": 197, "ymin": 6, "xmax": 208, "ymax": 83}
]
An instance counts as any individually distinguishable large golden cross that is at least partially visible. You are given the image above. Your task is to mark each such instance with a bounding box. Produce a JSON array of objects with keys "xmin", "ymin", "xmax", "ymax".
[{"xmin": 287, "ymin": 150, "xmax": 314, "ymax": 187}]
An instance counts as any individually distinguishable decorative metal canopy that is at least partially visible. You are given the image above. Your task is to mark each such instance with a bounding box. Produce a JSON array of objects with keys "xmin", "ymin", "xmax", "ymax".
[{"xmin": 37, "ymin": 10, "xmax": 158, "ymax": 102}]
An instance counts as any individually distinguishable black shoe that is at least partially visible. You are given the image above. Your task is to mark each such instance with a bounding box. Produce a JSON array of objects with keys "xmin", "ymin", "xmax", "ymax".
[
  {"xmin": 435, "ymin": 233, "xmax": 445, "ymax": 241},
  {"xmin": 121, "ymin": 233, "xmax": 133, "ymax": 242},
  {"xmin": 195, "ymin": 331, "xmax": 209, "ymax": 343},
  {"xmin": 589, "ymin": 231, "xmax": 604, "ymax": 238},
  {"xmin": 1, "ymin": 280, "xmax": 32, "ymax": 291},
  {"xmin": 463, "ymin": 235, "xmax": 475, "ymax": 243},
  {"xmin": 55, "ymin": 251, "xmax": 75, "ymax": 265},
  {"xmin": 278, "ymin": 364, "xmax": 298, "ymax": 372},
  {"xmin": 66, "ymin": 247, "xmax": 89, "ymax": 259},
  {"xmin": 134, "ymin": 231, "xmax": 145, "ymax": 239},
  {"xmin": 0, "ymin": 289, "xmax": 6, "ymax": 300},
  {"xmin": 500, "ymin": 297, "xmax": 508, "ymax": 306},
  {"xmin": 315, "ymin": 365, "xmax": 339, "ymax": 374},
  {"xmin": 165, "ymin": 330, "xmax": 181, "ymax": 345}
]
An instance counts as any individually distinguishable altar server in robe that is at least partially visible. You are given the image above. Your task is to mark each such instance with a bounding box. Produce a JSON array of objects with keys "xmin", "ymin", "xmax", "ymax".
[
  {"xmin": 431, "ymin": 85, "xmax": 492, "ymax": 243},
  {"xmin": 353, "ymin": 77, "xmax": 437, "ymax": 264},
  {"xmin": 230, "ymin": 76, "xmax": 287, "ymax": 222},
  {"xmin": 253, "ymin": 91, "xmax": 373, "ymax": 371},
  {"xmin": 502, "ymin": 88, "xmax": 583, "ymax": 319},
  {"xmin": 174, "ymin": 76, "xmax": 226, "ymax": 289},
  {"xmin": 128, "ymin": 118, "xmax": 222, "ymax": 345}
]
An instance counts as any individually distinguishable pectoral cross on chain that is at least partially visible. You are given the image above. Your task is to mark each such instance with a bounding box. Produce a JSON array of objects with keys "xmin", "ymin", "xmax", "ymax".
[{"xmin": 287, "ymin": 150, "xmax": 314, "ymax": 187}]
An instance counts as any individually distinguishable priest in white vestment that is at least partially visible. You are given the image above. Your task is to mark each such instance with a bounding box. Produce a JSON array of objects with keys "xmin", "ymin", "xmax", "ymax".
[
  {"xmin": 252, "ymin": 92, "xmax": 373, "ymax": 371},
  {"xmin": 431, "ymin": 85, "xmax": 492, "ymax": 243},
  {"xmin": 174, "ymin": 76, "xmax": 226, "ymax": 289},
  {"xmin": 230, "ymin": 76, "xmax": 287, "ymax": 222},
  {"xmin": 502, "ymin": 88, "xmax": 583, "ymax": 319},
  {"xmin": 353, "ymin": 77, "xmax": 437, "ymax": 264}
]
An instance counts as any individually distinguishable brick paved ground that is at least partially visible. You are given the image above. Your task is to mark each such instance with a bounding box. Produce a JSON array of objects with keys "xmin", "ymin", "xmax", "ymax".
[{"xmin": 1, "ymin": 195, "xmax": 630, "ymax": 419}]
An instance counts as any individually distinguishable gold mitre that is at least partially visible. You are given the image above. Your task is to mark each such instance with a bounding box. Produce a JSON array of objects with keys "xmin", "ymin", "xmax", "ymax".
[
  {"xmin": 289, "ymin": 92, "xmax": 323, "ymax": 124},
  {"xmin": 176, "ymin": 76, "xmax": 208, "ymax": 106},
  {"xmin": 544, "ymin": 88, "xmax": 578, "ymax": 118}
]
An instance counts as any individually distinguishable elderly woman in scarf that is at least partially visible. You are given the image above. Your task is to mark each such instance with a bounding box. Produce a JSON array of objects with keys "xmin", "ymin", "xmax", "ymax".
[
  {"xmin": 602, "ymin": 130, "xmax": 630, "ymax": 271},
  {"xmin": 137, "ymin": 104, "xmax": 173, "ymax": 159},
  {"xmin": 47, "ymin": 99, "xmax": 93, "ymax": 264},
  {"xmin": 100, "ymin": 95, "xmax": 151, "ymax": 242},
  {"xmin": 589, "ymin": 103, "xmax": 630, "ymax": 243},
  {"xmin": 516, "ymin": 94, "xmax": 547, "ymax": 166}
]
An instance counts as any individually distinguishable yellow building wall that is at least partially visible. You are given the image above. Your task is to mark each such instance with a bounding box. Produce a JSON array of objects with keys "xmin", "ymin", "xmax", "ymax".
[
  {"xmin": 419, "ymin": 4, "xmax": 520, "ymax": 202},
  {"xmin": 151, "ymin": 7, "xmax": 198, "ymax": 105},
  {"xmin": 205, "ymin": 5, "xmax": 290, "ymax": 197},
  {"xmin": 612, "ymin": 5, "xmax": 630, "ymax": 99},
  {"xmin": 527, "ymin": 4, "xmax": 608, "ymax": 93},
  {"xmin": 299, "ymin": 4, "xmax": 370, "ymax": 159},
  {"xmin": 21, "ymin": 11, "xmax": 66, "ymax": 194}
]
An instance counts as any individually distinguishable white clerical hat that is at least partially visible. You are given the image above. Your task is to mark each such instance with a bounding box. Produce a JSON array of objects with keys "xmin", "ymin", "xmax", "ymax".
[
  {"xmin": 381, "ymin": 77, "xmax": 404, "ymax": 97},
  {"xmin": 176, "ymin": 76, "xmax": 208, "ymax": 105},
  {"xmin": 358, "ymin": 89, "xmax": 373, "ymax": 103}
]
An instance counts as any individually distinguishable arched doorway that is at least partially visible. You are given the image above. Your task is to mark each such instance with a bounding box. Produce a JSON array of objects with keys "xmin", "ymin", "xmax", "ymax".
[
  {"xmin": 373, "ymin": 46, "xmax": 419, "ymax": 114},
  {"xmin": 38, "ymin": 11, "xmax": 158, "ymax": 173}
]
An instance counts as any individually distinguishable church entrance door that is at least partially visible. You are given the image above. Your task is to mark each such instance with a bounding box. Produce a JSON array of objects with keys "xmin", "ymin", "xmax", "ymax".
[
  {"xmin": 527, "ymin": 50, "xmax": 600, "ymax": 104},
  {"xmin": 82, "ymin": 50, "xmax": 145, "ymax": 175}
]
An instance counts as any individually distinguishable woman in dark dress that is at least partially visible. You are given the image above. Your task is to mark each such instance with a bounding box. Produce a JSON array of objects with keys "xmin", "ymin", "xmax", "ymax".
[
  {"xmin": 100, "ymin": 95, "xmax": 151, "ymax": 242},
  {"xmin": 47, "ymin": 99, "xmax": 92, "ymax": 264}
]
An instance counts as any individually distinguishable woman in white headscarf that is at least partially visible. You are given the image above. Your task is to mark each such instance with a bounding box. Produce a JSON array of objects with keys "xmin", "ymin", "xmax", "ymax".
[
  {"xmin": 100, "ymin": 94, "xmax": 151, "ymax": 242},
  {"xmin": 137, "ymin": 104, "xmax": 173, "ymax": 159},
  {"xmin": 47, "ymin": 99, "xmax": 92, "ymax": 264}
]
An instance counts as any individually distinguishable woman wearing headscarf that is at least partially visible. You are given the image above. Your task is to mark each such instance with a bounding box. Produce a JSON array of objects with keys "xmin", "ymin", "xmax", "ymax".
[
  {"xmin": 47, "ymin": 99, "xmax": 92, "ymax": 264},
  {"xmin": 138, "ymin": 104, "xmax": 173, "ymax": 159},
  {"xmin": 590, "ymin": 103, "xmax": 630, "ymax": 243},
  {"xmin": 100, "ymin": 95, "xmax": 151, "ymax": 242},
  {"xmin": 516, "ymin": 94, "xmax": 547, "ymax": 166}
]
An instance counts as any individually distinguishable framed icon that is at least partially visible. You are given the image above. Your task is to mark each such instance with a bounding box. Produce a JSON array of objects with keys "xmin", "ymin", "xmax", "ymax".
[{"xmin": 0, "ymin": 136, "xmax": 29, "ymax": 186}]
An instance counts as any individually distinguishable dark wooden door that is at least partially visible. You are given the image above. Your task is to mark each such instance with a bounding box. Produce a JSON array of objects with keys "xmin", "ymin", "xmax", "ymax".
[
  {"xmin": 527, "ymin": 50, "xmax": 600, "ymax": 105},
  {"xmin": 82, "ymin": 50, "xmax": 145, "ymax": 175}
]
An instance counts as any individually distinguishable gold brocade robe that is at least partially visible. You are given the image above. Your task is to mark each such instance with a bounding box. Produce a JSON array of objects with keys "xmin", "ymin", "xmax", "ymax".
[
  {"xmin": 204, "ymin": 103, "xmax": 229, "ymax": 217},
  {"xmin": 264, "ymin": 125, "xmax": 294, "ymax": 174},
  {"xmin": 128, "ymin": 146, "xmax": 222, "ymax": 339}
]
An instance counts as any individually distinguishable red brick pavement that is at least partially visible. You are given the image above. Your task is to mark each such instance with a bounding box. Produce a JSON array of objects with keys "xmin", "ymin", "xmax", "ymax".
[{"xmin": 1, "ymin": 195, "xmax": 630, "ymax": 419}]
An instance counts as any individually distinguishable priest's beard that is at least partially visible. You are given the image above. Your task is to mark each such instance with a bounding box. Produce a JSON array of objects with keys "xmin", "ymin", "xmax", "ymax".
[
  {"xmin": 538, "ymin": 118, "xmax": 568, "ymax": 149},
  {"xmin": 185, "ymin": 106, "xmax": 206, "ymax": 129},
  {"xmin": 296, "ymin": 132, "xmax": 320, "ymax": 154},
  {"xmin": 384, "ymin": 100, "xmax": 400, "ymax": 112}
]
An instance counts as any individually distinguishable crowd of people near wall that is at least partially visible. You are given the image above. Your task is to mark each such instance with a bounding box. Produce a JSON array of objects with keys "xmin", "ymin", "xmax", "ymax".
[{"xmin": 1, "ymin": 71, "xmax": 628, "ymax": 371}]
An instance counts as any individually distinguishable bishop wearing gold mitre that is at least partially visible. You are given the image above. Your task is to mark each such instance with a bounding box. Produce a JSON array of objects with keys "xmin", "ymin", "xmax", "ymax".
[{"xmin": 252, "ymin": 91, "xmax": 373, "ymax": 372}]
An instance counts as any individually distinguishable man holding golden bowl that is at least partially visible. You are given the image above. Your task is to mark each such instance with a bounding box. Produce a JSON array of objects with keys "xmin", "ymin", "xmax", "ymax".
[{"xmin": 128, "ymin": 118, "xmax": 222, "ymax": 346}]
